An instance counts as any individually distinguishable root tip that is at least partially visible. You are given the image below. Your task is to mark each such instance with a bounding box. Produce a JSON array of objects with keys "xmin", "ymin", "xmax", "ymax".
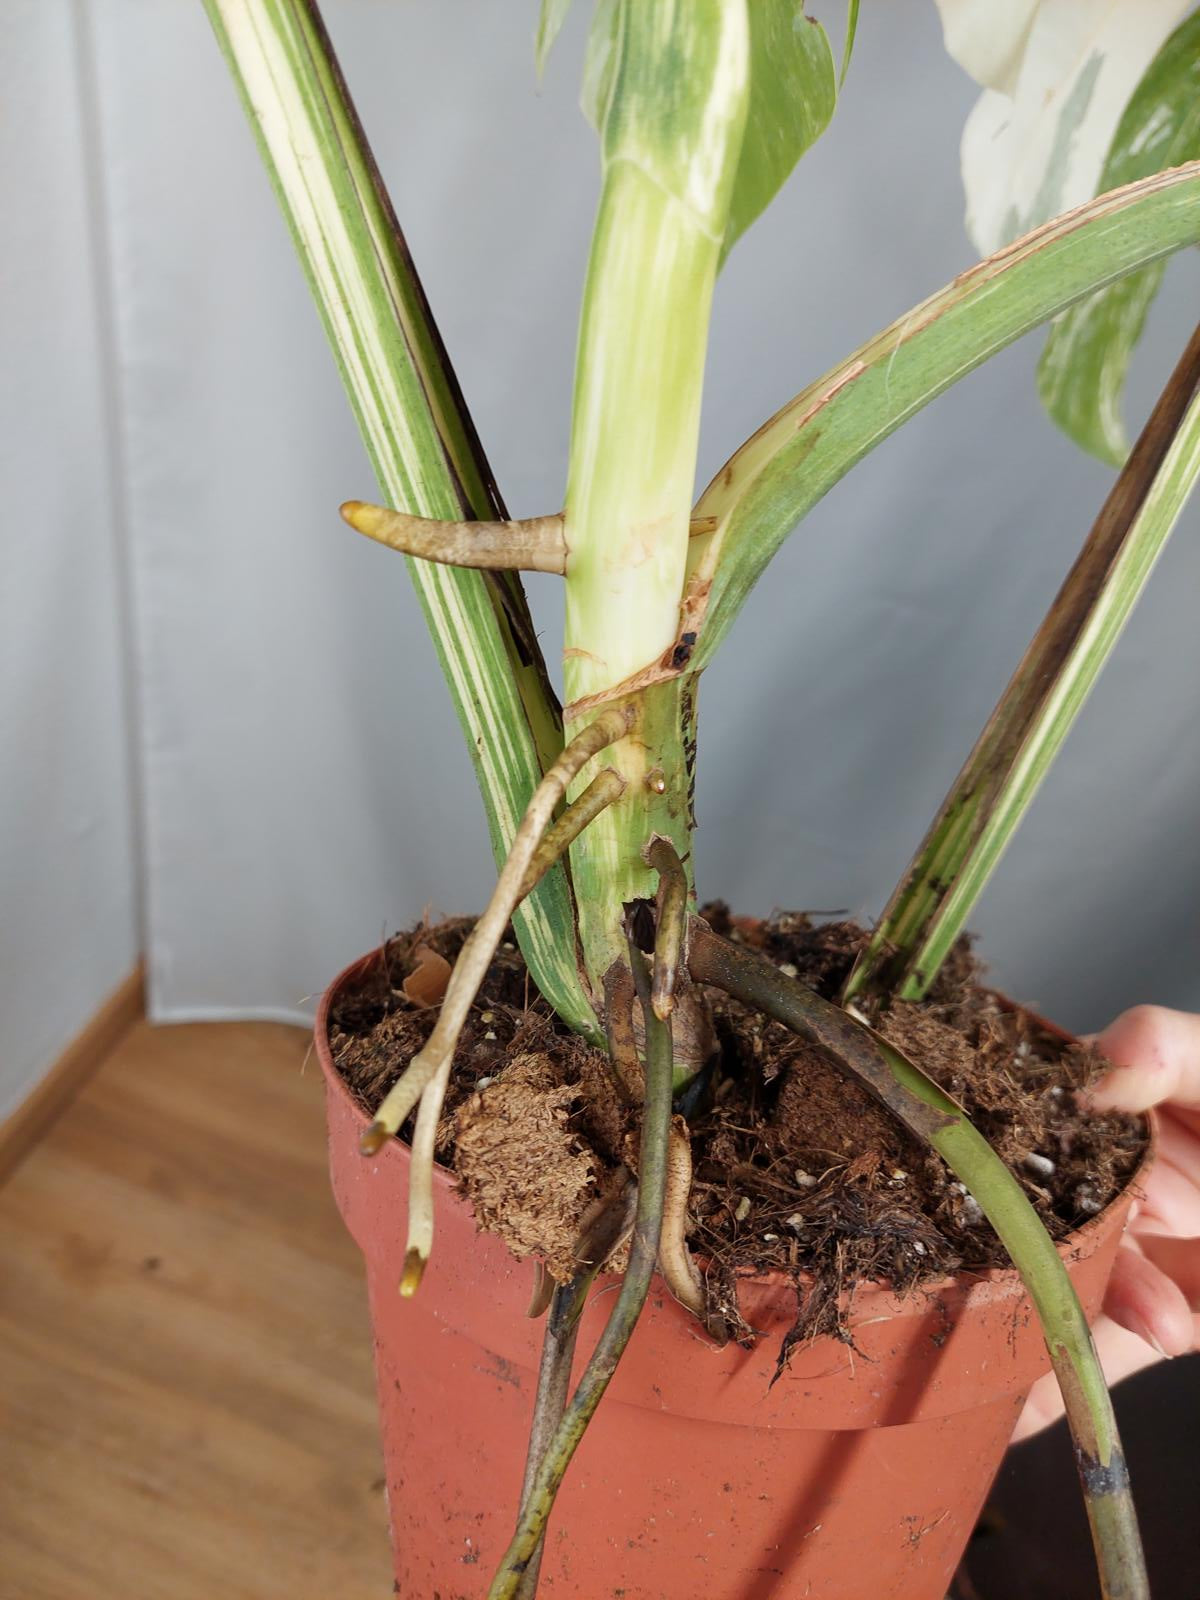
[
  {"xmin": 399, "ymin": 1247, "xmax": 427, "ymax": 1298},
  {"xmin": 359, "ymin": 1120, "xmax": 390, "ymax": 1157},
  {"xmin": 340, "ymin": 499, "xmax": 383, "ymax": 536}
]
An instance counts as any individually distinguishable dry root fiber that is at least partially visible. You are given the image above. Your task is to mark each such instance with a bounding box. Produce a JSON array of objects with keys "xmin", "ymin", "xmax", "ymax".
[{"xmin": 454, "ymin": 1054, "xmax": 597, "ymax": 1284}]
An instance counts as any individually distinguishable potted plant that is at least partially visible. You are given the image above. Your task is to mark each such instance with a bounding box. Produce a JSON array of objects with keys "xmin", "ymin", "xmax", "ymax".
[{"xmin": 203, "ymin": 2, "xmax": 1200, "ymax": 1595}]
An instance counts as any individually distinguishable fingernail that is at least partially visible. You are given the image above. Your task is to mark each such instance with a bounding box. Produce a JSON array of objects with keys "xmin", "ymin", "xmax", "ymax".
[{"xmin": 1124, "ymin": 1312, "xmax": 1172, "ymax": 1359}]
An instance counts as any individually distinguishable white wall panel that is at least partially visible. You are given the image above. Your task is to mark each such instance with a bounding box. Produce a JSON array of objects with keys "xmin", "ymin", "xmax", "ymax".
[{"xmin": 0, "ymin": 1, "xmax": 138, "ymax": 1119}]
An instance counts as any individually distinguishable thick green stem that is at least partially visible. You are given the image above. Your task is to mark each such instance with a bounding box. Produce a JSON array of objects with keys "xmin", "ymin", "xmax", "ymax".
[
  {"xmin": 561, "ymin": 0, "xmax": 749, "ymax": 989},
  {"xmin": 688, "ymin": 923, "xmax": 1147, "ymax": 1600}
]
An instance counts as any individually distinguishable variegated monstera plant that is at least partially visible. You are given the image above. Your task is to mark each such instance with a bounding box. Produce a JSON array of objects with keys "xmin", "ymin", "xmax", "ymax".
[{"xmin": 204, "ymin": 2, "xmax": 1200, "ymax": 1594}]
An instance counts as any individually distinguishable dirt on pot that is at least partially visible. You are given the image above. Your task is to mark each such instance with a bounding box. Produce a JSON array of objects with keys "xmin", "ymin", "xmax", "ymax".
[{"xmin": 328, "ymin": 908, "xmax": 1146, "ymax": 1354}]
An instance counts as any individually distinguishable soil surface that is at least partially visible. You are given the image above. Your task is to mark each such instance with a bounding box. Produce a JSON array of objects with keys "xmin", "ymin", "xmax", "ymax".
[{"xmin": 328, "ymin": 908, "xmax": 1146, "ymax": 1349}]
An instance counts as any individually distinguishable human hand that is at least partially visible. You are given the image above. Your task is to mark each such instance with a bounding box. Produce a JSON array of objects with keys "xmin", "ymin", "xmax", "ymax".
[{"xmin": 1013, "ymin": 1005, "xmax": 1200, "ymax": 1441}]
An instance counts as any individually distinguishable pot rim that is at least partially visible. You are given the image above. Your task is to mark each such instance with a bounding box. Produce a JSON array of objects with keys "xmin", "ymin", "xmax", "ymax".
[{"xmin": 315, "ymin": 943, "xmax": 1155, "ymax": 1298}]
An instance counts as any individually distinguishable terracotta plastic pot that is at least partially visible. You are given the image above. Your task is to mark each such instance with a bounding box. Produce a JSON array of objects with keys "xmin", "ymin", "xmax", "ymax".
[{"xmin": 317, "ymin": 948, "xmax": 1146, "ymax": 1600}]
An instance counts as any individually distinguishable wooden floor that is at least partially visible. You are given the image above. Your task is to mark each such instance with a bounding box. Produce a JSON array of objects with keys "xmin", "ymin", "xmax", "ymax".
[{"xmin": 0, "ymin": 1021, "xmax": 392, "ymax": 1599}]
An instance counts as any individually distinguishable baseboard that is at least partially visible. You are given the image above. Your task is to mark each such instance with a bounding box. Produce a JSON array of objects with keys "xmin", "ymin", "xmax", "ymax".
[{"xmin": 0, "ymin": 963, "xmax": 145, "ymax": 1184}]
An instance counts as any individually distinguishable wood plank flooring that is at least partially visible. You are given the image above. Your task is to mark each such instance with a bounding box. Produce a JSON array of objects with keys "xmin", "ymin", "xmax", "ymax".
[{"xmin": 0, "ymin": 1021, "xmax": 392, "ymax": 1599}]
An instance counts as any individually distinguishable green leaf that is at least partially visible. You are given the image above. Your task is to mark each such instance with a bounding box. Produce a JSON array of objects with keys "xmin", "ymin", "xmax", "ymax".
[
  {"xmin": 535, "ymin": 0, "xmax": 573, "ymax": 78},
  {"xmin": 686, "ymin": 161, "xmax": 1200, "ymax": 673},
  {"xmin": 840, "ymin": 0, "xmax": 860, "ymax": 88},
  {"xmin": 1038, "ymin": 10, "xmax": 1200, "ymax": 464},
  {"xmin": 722, "ymin": 1, "xmax": 838, "ymax": 261},
  {"xmin": 593, "ymin": 0, "xmax": 748, "ymax": 229},
  {"xmin": 580, "ymin": 0, "xmax": 619, "ymax": 131},
  {"xmin": 204, "ymin": 0, "xmax": 600, "ymax": 1042},
  {"xmin": 845, "ymin": 327, "xmax": 1200, "ymax": 1005}
]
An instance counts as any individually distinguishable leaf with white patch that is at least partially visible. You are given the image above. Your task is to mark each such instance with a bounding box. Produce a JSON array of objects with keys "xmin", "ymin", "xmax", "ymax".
[
  {"xmin": 935, "ymin": 0, "xmax": 1039, "ymax": 94},
  {"xmin": 721, "ymin": 1, "xmax": 838, "ymax": 261},
  {"xmin": 1038, "ymin": 9, "xmax": 1200, "ymax": 463},
  {"xmin": 584, "ymin": 0, "xmax": 840, "ymax": 261},
  {"xmin": 934, "ymin": 0, "xmax": 1193, "ymax": 255}
]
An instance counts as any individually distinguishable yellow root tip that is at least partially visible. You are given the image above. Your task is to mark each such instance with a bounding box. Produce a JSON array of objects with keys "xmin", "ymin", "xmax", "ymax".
[
  {"xmin": 359, "ymin": 1119, "xmax": 390, "ymax": 1157},
  {"xmin": 399, "ymin": 1248, "xmax": 427, "ymax": 1298},
  {"xmin": 339, "ymin": 499, "xmax": 387, "ymax": 538}
]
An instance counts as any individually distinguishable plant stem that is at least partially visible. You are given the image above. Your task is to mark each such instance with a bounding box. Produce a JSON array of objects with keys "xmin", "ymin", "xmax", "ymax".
[
  {"xmin": 562, "ymin": 0, "xmax": 749, "ymax": 990},
  {"xmin": 845, "ymin": 320, "xmax": 1200, "ymax": 1004},
  {"xmin": 203, "ymin": 0, "xmax": 597, "ymax": 1038},
  {"xmin": 515, "ymin": 1177, "xmax": 638, "ymax": 1599},
  {"xmin": 487, "ymin": 943, "xmax": 675, "ymax": 1600},
  {"xmin": 512, "ymin": 1282, "xmax": 582, "ymax": 1600},
  {"xmin": 688, "ymin": 923, "xmax": 1147, "ymax": 1600}
]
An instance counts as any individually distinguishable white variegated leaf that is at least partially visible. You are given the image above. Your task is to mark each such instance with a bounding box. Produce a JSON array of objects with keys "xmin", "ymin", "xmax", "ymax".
[
  {"xmin": 935, "ymin": 0, "xmax": 1193, "ymax": 254},
  {"xmin": 936, "ymin": 0, "xmax": 1040, "ymax": 94}
]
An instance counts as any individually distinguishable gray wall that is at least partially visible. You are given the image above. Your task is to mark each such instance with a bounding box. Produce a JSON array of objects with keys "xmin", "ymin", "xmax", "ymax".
[
  {"xmin": 68, "ymin": 0, "xmax": 1199, "ymax": 1039},
  {"xmin": 0, "ymin": 1, "xmax": 139, "ymax": 1121}
]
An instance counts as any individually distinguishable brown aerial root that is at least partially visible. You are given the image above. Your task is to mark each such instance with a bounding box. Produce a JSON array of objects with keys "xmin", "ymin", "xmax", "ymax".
[
  {"xmin": 656, "ymin": 1116, "xmax": 707, "ymax": 1321},
  {"xmin": 340, "ymin": 500, "xmax": 568, "ymax": 574},
  {"xmin": 341, "ymin": 501, "xmax": 719, "ymax": 581},
  {"xmin": 358, "ymin": 704, "xmax": 636, "ymax": 1295}
]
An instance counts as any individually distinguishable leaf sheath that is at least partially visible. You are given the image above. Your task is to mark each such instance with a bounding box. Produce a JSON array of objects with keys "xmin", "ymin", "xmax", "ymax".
[
  {"xmin": 203, "ymin": 0, "xmax": 597, "ymax": 1037},
  {"xmin": 846, "ymin": 321, "xmax": 1200, "ymax": 1003}
]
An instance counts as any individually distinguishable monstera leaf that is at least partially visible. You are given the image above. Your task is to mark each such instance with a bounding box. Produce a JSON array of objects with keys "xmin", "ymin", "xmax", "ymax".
[
  {"xmin": 935, "ymin": 0, "xmax": 1193, "ymax": 254},
  {"xmin": 935, "ymin": 0, "xmax": 1199, "ymax": 461},
  {"xmin": 720, "ymin": 0, "xmax": 839, "ymax": 260},
  {"xmin": 579, "ymin": 0, "xmax": 844, "ymax": 262},
  {"xmin": 1038, "ymin": 10, "xmax": 1200, "ymax": 463}
]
